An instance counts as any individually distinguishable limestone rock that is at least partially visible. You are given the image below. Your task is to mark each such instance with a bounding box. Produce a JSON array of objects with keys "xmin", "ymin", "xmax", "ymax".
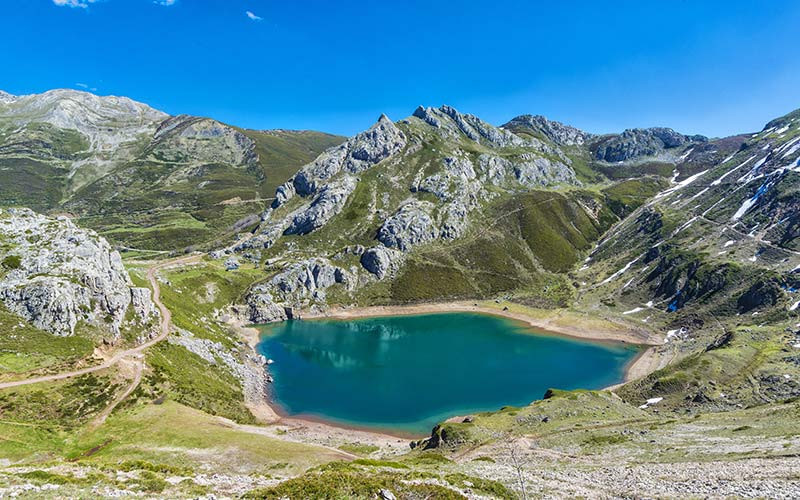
[
  {"xmin": 284, "ymin": 176, "xmax": 357, "ymax": 235},
  {"xmin": 377, "ymin": 201, "xmax": 439, "ymax": 251},
  {"xmin": 360, "ymin": 246, "xmax": 405, "ymax": 279},
  {"xmin": 130, "ymin": 287, "xmax": 155, "ymax": 320},
  {"xmin": 413, "ymin": 105, "xmax": 527, "ymax": 148},
  {"xmin": 594, "ymin": 128, "xmax": 708, "ymax": 162},
  {"xmin": 245, "ymin": 258, "xmax": 349, "ymax": 321},
  {"xmin": 247, "ymin": 290, "xmax": 289, "ymax": 323},
  {"xmin": 0, "ymin": 208, "xmax": 156, "ymax": 336},
  {"xmin": 503, "ymin": 114, "xmax": 594, "ymax": 146},
  {"xmin": 285, "ymin": 114, "xmax": 405, "ymax": 199}
]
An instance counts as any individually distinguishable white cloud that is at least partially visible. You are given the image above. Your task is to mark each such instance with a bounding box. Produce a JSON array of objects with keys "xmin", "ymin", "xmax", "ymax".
[
  {"xmin": 155, "ymin": 0, "xmax": 176, "ymax": 5},
  {"xmin": 53, "ymin": 0, "xmax": 98, "ymax": 8},
  {"xmin": 246, "ymin": 11, "xmax": 262, "ymax": 21},
  {"xmin": 75, "ymin": 83, "xmax": 98, "ymax": 91}
]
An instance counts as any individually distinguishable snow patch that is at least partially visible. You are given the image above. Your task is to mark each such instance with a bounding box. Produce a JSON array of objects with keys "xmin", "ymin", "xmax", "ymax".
[
  {"xmin": 638, "ymin": 397, "xmax": 663, "ymax": 409},
  {"xmin": 712, "ymin": 155, "xmax": 755, "ymax": 186},
  {"xmin": 600, "ymin": 255, "xmax": 643, "ymax": 285},
  {"xmin": 623, "ymin": 307, "xmax": 644, "ymax": 315}
]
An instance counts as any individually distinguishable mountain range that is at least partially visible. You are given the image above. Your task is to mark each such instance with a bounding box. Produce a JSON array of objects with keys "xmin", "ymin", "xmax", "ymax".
[{"xmin": 1, "ymin": 88, "xmax": 799, "ymax": 497}]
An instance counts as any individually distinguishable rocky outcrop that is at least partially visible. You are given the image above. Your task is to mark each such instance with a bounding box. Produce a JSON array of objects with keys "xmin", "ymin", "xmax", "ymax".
[
  {"xmin": 475, "ymin": 153, "xmax": 577, "ymax": 188},
  {"xmin": 593, "ymin": 128, "xmax": 708, "ymax": 162},
  {"xmin": 169, "ymin": 328, "xmax": 270, "ymax": 406},
  {"xmin": 413, "ymin": 105, "xmax": 527, "ymax": 148},
  {"xmin": 503, "ymin": 114, "xmax": 594, "ymax": 146},
  {"xmin": 247, "ymin": 290, "xmax": 289, "ymax": 323},
  {"xmin": 245, "ymin": 258, "xmax": 350, "ymax": 322},
  {"xmin": 284, "ymin": 176, "xmax": 357, "ymax": 235},
  {"xmin": 360, "ymin": 246, "xmax": 405, "ymax": 279},
  {"xmin": 280, "ymin": 114, "xmax": 406, "ymax": 200},
  {"xmin": 0, "ymin": 208, "xmax": 156, "ymax": 336},
  {"xmin": 377, "ymin": 201, "xmax": 439, "ymax": 251},
  {"xmin": 0, "ymin": 88, "xmax": 166, "ymax": 150}
]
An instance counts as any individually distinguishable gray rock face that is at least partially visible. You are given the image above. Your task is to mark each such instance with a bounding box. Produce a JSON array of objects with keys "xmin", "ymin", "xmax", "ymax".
[
  {"xmin": 413, "ymin": 105, "xmax": 527, "ymax": 148},
  {"xmin": 247, "ymin": 290, "xmax": 288, "ymax": 323},
  {"xmin": 284, "ymin": 176, "xmax": 357, "ymax": 235},
  {"xmin": 360, "ymin": 246, "xmax": 405, "ymax": 279},
  {"xmin": 415, "ymin": 155, "xmax": 480, "ymax": 202},
  {"xmin": 273, "ymin": 181, "xmax": 296, "ymax": 207},
  {"xmin": 245, "ymin": 258, "xmax": 349, "ymax": 322},
  {"xmin": 594, "ymin": 128, "xmax": 708, "ymax": 162},
  {"xmin": 476, "ymin": 153, "xmax": 578, "ymax": 188},
  {"xmin": 284, "ymin": 115, "xmax": 406, "ymax": 199},
  {"xmin": 0, "ymin": 208, "xmax": 156, "ymax": 336},
  {"xmin": 503, "ymin": 114, "xmax": 593, "ymax": 146},
  {"xmin": 130, "ymin": 287, "xmax": 156, "ymax": 320},
  {"xmin": 377, "ymin": 201, "xmax": 439, "ymax": 251},
  {"xmin": 513, "ymin": 153, "xmax": 578, "ymax": 186}
]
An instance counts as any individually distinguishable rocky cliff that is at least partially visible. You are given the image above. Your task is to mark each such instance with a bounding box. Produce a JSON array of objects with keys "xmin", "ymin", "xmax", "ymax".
[{"xmin": 0, "ymin": 208, "xmax": 156, "ymax": 337}]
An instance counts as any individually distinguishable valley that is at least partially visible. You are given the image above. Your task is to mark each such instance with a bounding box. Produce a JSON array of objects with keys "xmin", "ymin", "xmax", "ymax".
[{"xmin": 0, "ymin": 88, "xmax": 799, "ymax": 498}]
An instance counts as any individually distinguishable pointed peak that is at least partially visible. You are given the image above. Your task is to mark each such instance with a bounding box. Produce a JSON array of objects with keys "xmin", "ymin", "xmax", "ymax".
[{"xmin": 0, "ymin": 90, "xmax": 17, "ymax": 103}]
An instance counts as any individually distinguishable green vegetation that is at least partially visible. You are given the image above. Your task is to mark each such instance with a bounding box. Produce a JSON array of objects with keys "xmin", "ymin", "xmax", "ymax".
[
  {"xmin": 244, "ymin": 462, "xmax": 466, "ymax": 500},
  {"xmin": 338, "ymin": 442, "xmax": 380, "ymax": 455},
  {"xmin": 1, "ymin": 254, "xmax": 21, "ymax": 270},
  {"xmin": 0, "ymin": 373, "xmax": 119, "ymax": 434},
  {"xmin": 445, "ymin": 472, "xmax": 517, "ymax": 500},
  {"xmin": 144, "ymin": 342, "xmax": 254, "ymax": 423},
  {"xmin": 0, "ymin": 303, "xmax": 94, "ymax": 377}
]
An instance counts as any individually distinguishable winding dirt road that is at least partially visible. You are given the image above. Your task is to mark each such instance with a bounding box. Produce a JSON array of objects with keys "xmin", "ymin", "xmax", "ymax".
[{"xmin": 0, "ymin": 254, "xmax": 201, "ymax": 390}]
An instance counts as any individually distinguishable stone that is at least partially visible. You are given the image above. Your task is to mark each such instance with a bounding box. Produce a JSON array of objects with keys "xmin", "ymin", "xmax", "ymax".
[
  {"xmin": 284, "ymin": 176, "xmax": 357, "ymax": 235},
  {"xmin": 0, "ymin": 208, "xmax": 156, "ymax": 336},
  {"xmin": 377, "ymin": 201, "xmax": 438, "ymax": 251},
  {"xmin": 503, "ymin": 114, "xmax": 594, "ymax": 146},
  {"xmin": 286, "ymin": 114, "xmax": 405, "ymax": 199},
  {"xmin": 224, "ymin": 257, "xmax": 240, "ymax": 271},
  {"xmin": 594, "ymin": 127, "xmax": 708, "ymax": 162},
  {"xmin": 360, "ymin": 246, "xmax": 404, "ymax": 279}
]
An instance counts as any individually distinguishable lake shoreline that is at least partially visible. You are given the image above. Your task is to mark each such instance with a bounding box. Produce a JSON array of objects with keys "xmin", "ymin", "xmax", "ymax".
[
  {"xmin": 229, "ymin": 302, "xmax": 667, "ymax": 445},
  {"xmin": 301, "ymin": 301, "xmax": 663, "ymax": 346}
]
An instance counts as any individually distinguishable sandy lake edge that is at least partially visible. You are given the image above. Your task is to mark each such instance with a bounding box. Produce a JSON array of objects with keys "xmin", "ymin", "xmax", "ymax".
[{"xmin": 226, "ymin": 301, "xmax": 668, "ymax": 443}]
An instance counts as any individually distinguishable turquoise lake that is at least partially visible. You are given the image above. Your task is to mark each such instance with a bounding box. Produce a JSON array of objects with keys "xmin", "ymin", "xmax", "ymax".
[{"xmin": 256, "ymin": 312, "xmax": 640, "ymax": 435}]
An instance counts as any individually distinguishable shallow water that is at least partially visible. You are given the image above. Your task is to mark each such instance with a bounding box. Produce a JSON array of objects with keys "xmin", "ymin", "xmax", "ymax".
[{"xmin": 256, "ymin": 312, "xmax": 640, "ymax": 435}]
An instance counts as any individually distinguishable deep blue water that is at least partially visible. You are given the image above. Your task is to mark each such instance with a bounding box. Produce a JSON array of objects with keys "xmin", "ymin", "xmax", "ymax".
[{"xmin": 256, "ymin": 312, "xmax": 639, "ymax": 435}]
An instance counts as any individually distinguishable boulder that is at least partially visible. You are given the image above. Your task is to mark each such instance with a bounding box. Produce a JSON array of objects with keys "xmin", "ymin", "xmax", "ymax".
[{"xmin": 360, "ymin": 246, "xmax": 404, "ymax": 279}]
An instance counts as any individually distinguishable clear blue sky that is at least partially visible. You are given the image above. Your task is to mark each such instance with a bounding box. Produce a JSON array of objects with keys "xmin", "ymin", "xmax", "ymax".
[{"xmin": 3, "ymin": 0, "xmax": 800, "ymax": 137}]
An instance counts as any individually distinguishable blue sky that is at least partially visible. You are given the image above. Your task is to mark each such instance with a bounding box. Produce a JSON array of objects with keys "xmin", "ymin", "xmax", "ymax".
[{"xmin": 3, "ymin": 1, "xmax": 800, "ymax": 137}]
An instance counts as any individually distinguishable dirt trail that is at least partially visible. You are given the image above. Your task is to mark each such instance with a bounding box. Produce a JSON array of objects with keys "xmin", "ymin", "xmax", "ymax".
[
  {"xmin": 88, "ymin": 355, "xmax": 144, "ymax": 429},
  {"xmin": 0, "ymin": 254, "xmax": 201, "ymax": 390}
]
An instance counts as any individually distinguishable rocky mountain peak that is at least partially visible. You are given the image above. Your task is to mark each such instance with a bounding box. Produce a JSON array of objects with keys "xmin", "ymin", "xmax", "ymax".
[
  {"xmin": 278, "ymin": 114, "xmax": 406, "ymax": 200},
  {"xmin": 412, "ymin": 104, "xmax": 527, "ymax": 148},
  {"xmin": 593, "ymin": 126, "xmax": 708, "ymax": 163},
  {"xmin": 0, "ymin": 90, "xmax": 17, "ymax": 104},
  {"xmin": 503, "ymin": 114, "xmax": 593, "ymax": 146}
]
